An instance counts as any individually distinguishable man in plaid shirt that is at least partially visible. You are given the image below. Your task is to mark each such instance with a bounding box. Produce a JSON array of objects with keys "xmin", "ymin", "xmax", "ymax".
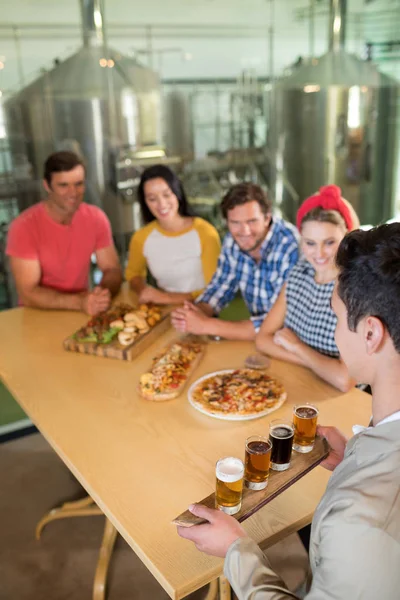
[{"xmin": 171, "ymin": 183, "xmax": 299, "ymax": 340}]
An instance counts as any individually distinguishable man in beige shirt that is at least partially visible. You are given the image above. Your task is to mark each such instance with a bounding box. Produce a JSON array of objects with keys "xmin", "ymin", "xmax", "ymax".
[{"xmin": 177, "ymin": 223, "xmax": 400, "ymax": 599}]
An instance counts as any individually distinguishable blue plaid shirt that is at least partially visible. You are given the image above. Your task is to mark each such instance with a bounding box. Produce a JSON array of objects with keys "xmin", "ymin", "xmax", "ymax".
[{"xmin": 197, "ymin": 217, "xmax": 299, "ymax": 332}]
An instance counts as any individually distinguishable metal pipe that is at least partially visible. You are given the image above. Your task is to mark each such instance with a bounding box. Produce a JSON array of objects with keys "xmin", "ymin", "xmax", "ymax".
[
  {"xmin": 215, "ymin": 83, "xmax": 220, "ymax": 151},
  {"xmin": 146, "ymin": 26, "xmax": 154, "ymax": 69},
  {"xmin": 309, "ymin": 0, "xmax": 315, "ymax": 58},
  {"xmin": 268, "ymin": 0, "xmax": 275, "ymax": 81},
  {"xmin": 0, "ymin": 31, "xmax": 268, "ymax": 41},
  {"xmin": 13, "ymin": 26, "xmax": 25, "ymax": 88},
  {"xmin": 80, "ymin": 0, "xmax": 104, "ymax": 47},
  {"xmin": 329, "ymin": 0, "xmax": 346, "ymax": 52},
  {"xmin": 0, "ymin": 22, "xmax": 270, "ymax": 32}
]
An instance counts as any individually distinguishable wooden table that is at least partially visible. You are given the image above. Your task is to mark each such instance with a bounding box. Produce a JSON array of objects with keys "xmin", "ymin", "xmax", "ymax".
[{"xmin": 0, "ymin": 301, "xmax": 371, "ymax": 599}]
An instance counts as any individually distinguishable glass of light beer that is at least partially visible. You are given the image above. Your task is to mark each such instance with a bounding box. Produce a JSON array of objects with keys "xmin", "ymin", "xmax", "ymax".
[
  {"xmin": 269, "ymin": 420, "xmax": 294, "ymax": 471},
  {"xmin": 293, "ymin": 404, "xmax": 319, "ymax": 453},
  {"xmin": 215, "ymin": 456, "xmax": 244, "ymax": 515},
  {"xmin": 245, "ymin": 436, "xmax": 272, "ymax": 490}
]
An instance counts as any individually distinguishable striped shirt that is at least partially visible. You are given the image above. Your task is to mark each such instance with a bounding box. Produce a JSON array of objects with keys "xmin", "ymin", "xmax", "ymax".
[{"xmin": 197, "ymin": 217, "xmax": 299, "ymax": 331}]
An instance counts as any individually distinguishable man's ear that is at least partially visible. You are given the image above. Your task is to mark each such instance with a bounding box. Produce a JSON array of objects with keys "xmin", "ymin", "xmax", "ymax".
[
  {"xmin": 43, "ymin": 179, "xmax": 51, "ymax": 195},
  {"xmin": 364, "ymin": 316, "xmax": 385, "ymax": 355}
]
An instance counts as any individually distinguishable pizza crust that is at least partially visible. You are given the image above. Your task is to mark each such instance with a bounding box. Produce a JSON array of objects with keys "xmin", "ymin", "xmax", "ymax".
[{"xmin": 140, "ymin": 389, "xmax": 181, "ymax": 402}]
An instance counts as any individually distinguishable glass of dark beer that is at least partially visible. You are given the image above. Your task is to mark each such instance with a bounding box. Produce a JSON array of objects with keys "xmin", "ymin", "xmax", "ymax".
[
  {"xmin": 215, "ymin": 457, "xmax": 244, "ymax": 515},
  {"xmin": 293, "ymin": 404, "xmax": 319, "ymax": 453},
  {"xmin": 244, "ymin": 435, "xmax": 272, "ymax": 490},
  {"xmin": 269, "ymin": 420, "xmax": 294, "ymax": 471}
]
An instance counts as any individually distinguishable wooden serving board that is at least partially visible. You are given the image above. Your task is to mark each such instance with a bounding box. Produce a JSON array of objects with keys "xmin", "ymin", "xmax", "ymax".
[
  {"xmin": 173, "ymin": 435, "xmax": 329, "ymax": 527},
  {"xmin": 63, "ymin": 307, "xmax": 171, "ymax": 361}
]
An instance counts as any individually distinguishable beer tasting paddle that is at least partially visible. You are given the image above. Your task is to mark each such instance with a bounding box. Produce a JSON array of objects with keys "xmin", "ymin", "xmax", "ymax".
[{"xmin": 172, "ymin": 435, "xmax": 329, "ymax": 527}]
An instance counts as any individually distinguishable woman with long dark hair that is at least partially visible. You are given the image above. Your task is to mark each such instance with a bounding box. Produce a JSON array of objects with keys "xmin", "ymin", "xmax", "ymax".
[{"xmin": 125, "ymin": 165, "xmax": 220, "ymax": 304}]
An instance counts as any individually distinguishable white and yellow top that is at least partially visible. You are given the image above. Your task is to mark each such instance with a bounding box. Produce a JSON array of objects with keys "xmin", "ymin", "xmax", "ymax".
[{"xmin": 125, "ymin": 217, "xmax": 221, "ymax": 297}]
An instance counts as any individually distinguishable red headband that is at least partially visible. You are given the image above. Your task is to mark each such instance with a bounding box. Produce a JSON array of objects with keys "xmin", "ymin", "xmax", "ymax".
[{"xmin": 296, "ymin": 185, "xmax": 353, "ymax": 231}]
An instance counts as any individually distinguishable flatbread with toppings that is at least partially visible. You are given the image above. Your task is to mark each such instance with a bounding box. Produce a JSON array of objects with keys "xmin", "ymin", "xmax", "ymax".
[
  {"xmin": 139, "ymin": 340, "xmax": 205, "ymax": 401},
  {"xmin": 188, "ymin": 369, "xmax": 287, "ymax": 420}
]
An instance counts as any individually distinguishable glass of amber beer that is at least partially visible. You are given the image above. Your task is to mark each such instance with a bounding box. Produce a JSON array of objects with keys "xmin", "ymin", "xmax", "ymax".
[
  {"xmin": 269, "ymin": 420, "xmax": 294, "ymax": 471},
  {"xmin": 293, "ymin": 404, "xmax": 319, "ymax": 453},
  {"xmin": 244, "ymin": 436, "xmax": 272, "ymax": 490},
  {"xmin": 215, "ymin": 457, "xmax": 244, "ymax": 515}
]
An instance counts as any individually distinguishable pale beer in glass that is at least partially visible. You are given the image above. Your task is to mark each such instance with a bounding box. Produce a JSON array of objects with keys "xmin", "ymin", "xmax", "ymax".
[
  {"xmin": 215, "ymin": 457, "xmax": 244, "ymax": 515},
  {"xmin": 293, "ymin": 404, "xmax": 319, "ymax": 453}
]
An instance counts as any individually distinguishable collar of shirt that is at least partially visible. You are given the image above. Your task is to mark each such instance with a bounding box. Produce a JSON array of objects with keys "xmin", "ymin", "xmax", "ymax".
[
  {"xmin": 258, "ymin": 217, "xmax": 276, "ymax": 256},
  {"xmin": 352, "ymin": 410, "xmax": 400, "ymax": 435},
  {"xmin": 297, "ymin": 256, "xmax": 315, "ymax": 277}
]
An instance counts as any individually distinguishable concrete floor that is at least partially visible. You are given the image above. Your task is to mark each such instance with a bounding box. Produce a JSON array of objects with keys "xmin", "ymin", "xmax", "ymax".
[{"xmin": 0, "ymin": 433, "xmax": 309, "ymax": 600}]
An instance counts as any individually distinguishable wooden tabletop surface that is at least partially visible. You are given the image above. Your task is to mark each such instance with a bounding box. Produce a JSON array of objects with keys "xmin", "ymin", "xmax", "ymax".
[{"xmin": 0, "ymin": 292, "xmax": 371, "ymax": 599}]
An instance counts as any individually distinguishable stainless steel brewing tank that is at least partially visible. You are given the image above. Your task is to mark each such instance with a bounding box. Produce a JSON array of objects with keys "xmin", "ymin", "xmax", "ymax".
[
  {"xmin": 270, "ymin": 51, "xmax": 398, "ymax": 225},
  {"xmin": 162, "ymin": 88, "xmax": 194, "ymax": 161},
  {"xmin": 116, "ymin": 55, "xmax": 162, "ymax": 148},
  {"xmin": 5, "ymin": 46, "xmax": 162, "ymax": 234}
]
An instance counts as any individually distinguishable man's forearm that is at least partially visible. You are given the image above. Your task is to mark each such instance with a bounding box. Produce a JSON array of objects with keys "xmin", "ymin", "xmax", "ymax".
[
  {"xmin": 129, "ymin": 276, "xmax": 146, "ymax": 294},
  {"xmin": 225, "ymin": 537, "xmax": 299, "ymax": 600},
  {"xmin": 100, "ymin": 268, "xmax": 122, "ymax": 296},
  {"xmin": 20, "ymin": 286, "xmax": 84, "ymax": 311},
  {"xmin": 196, "ymin": 302, "xmax": 217, "ymax": 317},
  {"xmin": 206, "ymin": 318, "xmax": 256, "ymax": 341},
  {"xmin": 158, "ymin": 291, "xmax": 194, "ymax": 304}
]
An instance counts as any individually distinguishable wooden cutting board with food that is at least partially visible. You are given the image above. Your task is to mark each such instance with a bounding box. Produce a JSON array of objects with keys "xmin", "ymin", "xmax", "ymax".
[
  {"xmin": 63, "ymin": 303, "xmax": 171, "ymax": 361},
  {"xmin": 139, "ymin": 338, "xmax": 206, "ymax": 401}
]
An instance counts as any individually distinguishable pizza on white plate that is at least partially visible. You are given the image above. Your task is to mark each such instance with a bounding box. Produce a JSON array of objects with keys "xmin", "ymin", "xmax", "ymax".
[{"xmin": 189, "ymin": 368, "xmax": 287, "ymax": 418}]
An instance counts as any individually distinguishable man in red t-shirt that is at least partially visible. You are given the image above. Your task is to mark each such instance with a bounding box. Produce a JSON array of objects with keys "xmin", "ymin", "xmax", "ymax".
[{"xmin": 6, "ymin": 151, "xmax": 122, "ymax": 315}]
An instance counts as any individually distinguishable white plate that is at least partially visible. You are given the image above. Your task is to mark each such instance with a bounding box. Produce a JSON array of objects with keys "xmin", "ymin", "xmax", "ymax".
[{"xmin": 188, "ymin": 369, "xmax": 287, "ymax": 421}]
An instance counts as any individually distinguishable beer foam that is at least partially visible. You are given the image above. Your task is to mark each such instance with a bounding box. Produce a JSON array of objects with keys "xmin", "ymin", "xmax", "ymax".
[
  {"xmin": 270, "ymin": 425, "xmax": 293, "ymax": 439},
  {"xmin": 295, "ymin": 405, "xmax": 318, "ymax": 418},
  {"xmin": 216, "ymin": 457, "xmax": 244, "ymax": 483}
]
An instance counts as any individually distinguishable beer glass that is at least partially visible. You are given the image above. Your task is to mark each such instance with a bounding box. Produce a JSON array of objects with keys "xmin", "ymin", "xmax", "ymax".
[
  {"xmin": 215, "ymin": 456, "xmax": 244, "ymax": 515},
  {"xmin": 244, "ymin": 435, "xmax": 272, "ymax": 490},
  {"xmin": 269, "ymin": 420, "xmax": 294, "ymax": 471},
  {"xmin": 293, "ymin": 404, "xmax": 319, "ymax": 453}
]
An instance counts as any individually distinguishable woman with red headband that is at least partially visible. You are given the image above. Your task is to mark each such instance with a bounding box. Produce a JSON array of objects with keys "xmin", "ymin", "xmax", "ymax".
[{"xmin": 256, "ymin": 185, "xmax": 358, "ymax": 392}]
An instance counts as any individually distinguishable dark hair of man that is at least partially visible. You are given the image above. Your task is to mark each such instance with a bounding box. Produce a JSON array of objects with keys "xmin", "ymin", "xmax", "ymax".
[
  {"xmin": 336, "ymin": 223, "xmax": 400, "ymax": 353},
  {"xmin": 221, "ymin": 183, "xmax": 271, "ymax": 219},
  {"xmin": 44, "ymin": 151, "xmax": 86, "ymax": 186},
  {"xmin": 301, "ymin": 207, "xmax": 347, "ymax": 231},
  {"xmin": 137, "ymin": 164, "xmax": 193, "ymax": 224}
]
